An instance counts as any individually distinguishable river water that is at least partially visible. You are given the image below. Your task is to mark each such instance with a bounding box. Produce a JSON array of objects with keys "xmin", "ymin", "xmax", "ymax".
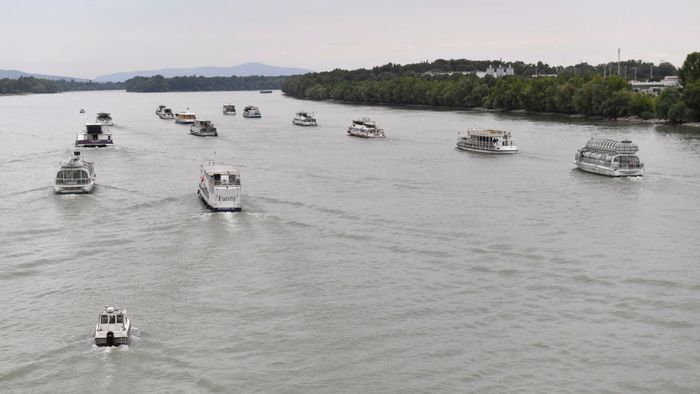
[{"xmin": 1, "ymin": 90, "xmax": 699, "ymax": 393}]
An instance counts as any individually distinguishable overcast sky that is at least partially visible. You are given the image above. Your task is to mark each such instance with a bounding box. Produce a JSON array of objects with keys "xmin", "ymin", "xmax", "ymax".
[{"xmin": 1, "ymin": 0, "xmax": 698, "ymax": 79}]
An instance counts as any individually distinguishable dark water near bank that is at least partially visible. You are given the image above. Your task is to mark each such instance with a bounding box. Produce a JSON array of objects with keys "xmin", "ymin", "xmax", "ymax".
[{"xmin": 1, "ymin": 90, "xmax": 699, "ymax": 393}]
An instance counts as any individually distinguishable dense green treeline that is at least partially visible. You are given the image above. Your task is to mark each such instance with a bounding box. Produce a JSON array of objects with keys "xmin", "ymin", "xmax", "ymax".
[
  {"xmin": 124, "ymin": 75, "xmax": 287, "ymax": 92},
  {"xmin": 282, "ymin": 54, "xmax": 700, "ymax": 124},
  {"xmin": 0, "ymin": 77, "xmax": 123, "ymax": 95}
]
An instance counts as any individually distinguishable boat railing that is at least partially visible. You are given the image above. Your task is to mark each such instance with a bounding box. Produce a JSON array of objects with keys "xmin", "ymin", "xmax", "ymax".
[{"xmin": 56, "ymin": 178, "xmax": 90, "ymax": 185}]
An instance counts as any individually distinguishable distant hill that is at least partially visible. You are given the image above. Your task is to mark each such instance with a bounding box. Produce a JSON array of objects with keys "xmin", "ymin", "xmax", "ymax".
[
  {"xmin": 0, "ymin": 69, "xmax": 90, "ymax": 82},
  {"xmin": 95, "ymin": 62, "xmax": 312, "ymax": 82}
]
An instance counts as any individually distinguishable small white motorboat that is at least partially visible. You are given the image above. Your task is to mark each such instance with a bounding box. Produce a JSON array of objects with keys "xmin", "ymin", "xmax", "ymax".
[
  {"xmin": 96, "ymin": 112, "xmax": 113, "ymax": 126},
  {"xmin": 175, "ymin": 109, "xmax": 197, "ymax": 124},
  {"xmin": 347, "ymin": 118, "xmax": 385, "ymax": 138},
  {"xmin": 223, "ymin": 104, "xmax": 236, "ymax": 115},
  {"xmin": 94, "ymin": 306, "xmax": 131, "ymax": 346},
  {"xmin": 242, "ymin": 106, "xmax": 261, "ymax": 118},
  {"xmin": 156, "ymin": 105, "xmax": 175, "ymax": 119},
  {"xmin": 190, "ymin": 120, "xmax": 218, "ymax": 137}
]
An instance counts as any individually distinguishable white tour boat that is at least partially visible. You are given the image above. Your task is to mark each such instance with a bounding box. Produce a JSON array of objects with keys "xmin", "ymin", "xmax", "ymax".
[
  {"xmin": 156, "ymin": 105, "xmax": 174, "ymax": 119},
  {"xmin": 574, "ymin": 138, "xmax": 644, "ymax": 177},
  {"xmin": 94, "ymin": 306, "xmax": 131, "ymax": 346},
  {"xmin": 293, "ymin": 111, "xmax": 318, "ymax": 126},
  {"xmin": 75, "ymin": 123, "xmax": 113, "ymax": 148},
  {"xmin": 456, "ymin": 129, "xmax": 518, "ymax": 153},
  {"xmin": 95, "ymin": 112, "xmax": 113, "ymax": 126},
  {"xmin": 223, "ymin": 104, "xmax": 236, "ymax": 115},
  {"xmin": 347, "ymin": 118, "xmax": 385, "ymax": 138},
  {"xmin": 190, "ymin": 120, "xmax": 218, "ymax": 137},
  {"xmin": 175, "ymin": 109, "xmax": 197, "ymax": 124},
  {"xmin": 243, "ymin": 106, "xmax": 261, "ymax": 118},
  {"xmin": 198, "ymin": 161, "xmax": 241, "ymax": 212},
  {"xmin": 54, "ymin": 151, "xmax": 96, "ymax": 194}
]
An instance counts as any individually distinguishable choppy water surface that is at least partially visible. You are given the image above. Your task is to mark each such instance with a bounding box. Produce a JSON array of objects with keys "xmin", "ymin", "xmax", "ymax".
[{"xmin": 1, "ymin": 90, "xmax": 699, "ymax": 393}]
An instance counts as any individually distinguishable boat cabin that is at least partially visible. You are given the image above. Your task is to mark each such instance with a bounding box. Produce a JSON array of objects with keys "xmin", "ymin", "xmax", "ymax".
[
  {"xmin": 202, "ymin": 164, "xmax": 240, "ymax": 187},
  {"xmin": 55, "ymin": 152, "xmax": 94, "ymax": 187}
]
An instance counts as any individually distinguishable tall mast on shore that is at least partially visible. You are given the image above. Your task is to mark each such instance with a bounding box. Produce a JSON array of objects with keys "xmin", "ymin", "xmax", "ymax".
[{"xmin": 617, "ymin": 48, "xmax": 621, "ymax": 76}]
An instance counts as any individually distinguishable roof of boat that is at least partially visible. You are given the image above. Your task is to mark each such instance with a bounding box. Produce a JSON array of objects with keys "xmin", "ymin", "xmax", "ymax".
[
  {"xmin": 584, "ymin": 138, "xmax": 639, "ymax": 154},
  {"xmin": 467, "ymin": 128, "xmax": 510, "ymax": 136},
  {"xmin": 177, "ymin": 110, "xmax": 195, "ymax": 114},
  {"xmin": 201, "ymin": 163, "xmax": 239, "ymax": 175},
  {"xmin": 96, "ymin": 112, "xmax": 111, "ymax": 116}
]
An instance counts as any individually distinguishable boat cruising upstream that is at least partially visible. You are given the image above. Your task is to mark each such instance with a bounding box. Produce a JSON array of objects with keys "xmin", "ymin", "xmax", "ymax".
[
  {"xmin": 347, "ymin": 118, "xmax": 385, "ymax": 138},
  {"xmin": 94, "ymin": 306, "xmax": 131, "ymax": 347},
  {"xmin": 259, "ymin": 90, "xmax": 272, "ymax": 94},
  {"xmin": 54, "ymin": 151, "xmax": 96, "ymax": 194},
  {"xmin": 456, "ymin": 129, "xmax": 517, "ymax": 153},
  {"xmin": 243, "ymin": 106, "xmax": 261, "ymax": 118},
  {"xmin": 76, "ymin": 123, "xmax": 113, "ymax": 147},
  {"xmin": 223, "ymin": 104, "xmax": 236, "ymax": 115},
  {"xmin": 95, "ymin": 112, "xmax": 113, "ymax": 126},
  {"xmin": 175, "ymin": 109, "xmax": 197, "ymax": 124},
  {"xmin": 156, "ymin": 105, "xmax": 174, "ymax": 119},
  {"xmin": 293, "ymin": 111, "xmax": 318, "ymax": 126},
  {"xmin": 574, "ymin": 138, "xmax": 644, "ymax": 177},
  {"xmin": 198, "ymin": 161, "xmax": 241, "ymax": 212},
  {"xmin": 190, "ymin": 120, "xmax": 218, "ymax": 137}
]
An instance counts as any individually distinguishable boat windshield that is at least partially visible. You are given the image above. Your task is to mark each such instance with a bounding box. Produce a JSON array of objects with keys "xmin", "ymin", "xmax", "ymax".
[
  {"xmin": 101, "ymin": 315, "xmax": 108, "ymax": 324},
  {"xmin": 211, "ymin": 173, "xmax": 240, "ymax": 186},
  {"xmin": 56, "ymin": 169, "xmax": 90, "ymax": 185}
]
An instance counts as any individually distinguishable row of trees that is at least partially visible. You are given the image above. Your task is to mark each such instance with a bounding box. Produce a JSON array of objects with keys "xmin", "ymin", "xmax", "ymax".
[
  {"xmin": 282, "ymin": 53, "xmax": 700, "ymax": 124},
  {"xmin": 0, "ymin": 77, "xmax": 122, "ymax": 95},
  {"xmin": 124, "ymin": 75, "xmax": 287, "ymax": 92}
]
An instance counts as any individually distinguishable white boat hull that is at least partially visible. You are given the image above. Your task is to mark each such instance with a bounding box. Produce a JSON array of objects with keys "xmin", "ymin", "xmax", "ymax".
[
  {"xmin": 198, "ymin": 183, "xmax": 241, "ymax": 212},
  {"xmin": 54, "ymin": 181, "xmax": 95, "ymax": 194},
  {"xmin": 293, "ymin": 119, "xmax": 317, "ymax": 126},
  {"xmin": 574, "ymin": 161, "xmax": 643, "ymax": 177},
  {"xmin": 95, "ymin": 321, "xmax": 131, "ymax": 346},
  {"xmin": 456, "ymin": 143, "xmax": 518, "ymax": 154}
]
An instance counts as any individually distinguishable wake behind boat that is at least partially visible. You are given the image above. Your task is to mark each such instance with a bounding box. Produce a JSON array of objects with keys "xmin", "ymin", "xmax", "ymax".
[
  {"xmin": 198, "ymin": 161, "xmax": 241, "ymax": 212},
  {"xmin": 54, "ymin": 151, "xmax": 96, "ymax": 194},
  {"xmin": 456, "ymin": 129, "xmax": 517, "ymax": 153},
  {"xmin": 347, "ymin": 118, "xmax": 385, "ymax": 138},
  {"xmin": 76, "ymin": 123, "xmax": 113, "ymax": 148},
  {"xmin": 574, "ymin": 138, "xmax": 644, "ymax": 177}
]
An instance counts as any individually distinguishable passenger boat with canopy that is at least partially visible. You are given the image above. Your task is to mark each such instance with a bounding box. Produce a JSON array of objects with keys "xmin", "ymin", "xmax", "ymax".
[
  {"xmin": 574, "ymin": 138, "xmax": 644, "ymax": 177},
  {"xmin": 54, "ymin": 151, "xmax": 96, "ymax": 194},
  {"xmin": 456, "ymin": 129, "xmax": 517, "ymax": 153},
  {"xmin": 94, "ymin": 306, "xmax": 131, "ymax": 346},
  {"xmin": 347, "ymin": 118, "xmax": 385, "ymax": 138},
  {"xmin": 75, "ymin": 123, "xmax": 113, "ymax": 148},
  {"xmin": 293, "ymin": 111, "xmax": 318, "ymax": 126},
  {"xmin": 198, "ymin": 161, "xmax": 242, "ymax": 212}
]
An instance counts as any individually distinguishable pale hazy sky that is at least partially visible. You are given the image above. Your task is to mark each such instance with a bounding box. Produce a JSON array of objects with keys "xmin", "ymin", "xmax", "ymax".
[{"xmin": 1, "ymin": 0, "xmax": 698, "ymax": 79}]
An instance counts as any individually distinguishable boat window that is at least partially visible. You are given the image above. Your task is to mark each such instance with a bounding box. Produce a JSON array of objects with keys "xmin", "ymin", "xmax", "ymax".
[
  {"xmin": 109, "ymin": 316, "xmax": 115, "ymax": 324},
  {"xmin": 116, "ymin": 315, "xmax": 123, "ymax": 324},
  {"xmin": 101, "ymin": 315, "xmax": 108, "ymax": 324}
]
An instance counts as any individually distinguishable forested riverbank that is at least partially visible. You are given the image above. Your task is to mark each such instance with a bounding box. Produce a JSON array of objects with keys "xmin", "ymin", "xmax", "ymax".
[
  {"xmin": 0, "ymin": 77, "xmax": 122, "ymax": 95},
  {"xmin": 282, "ymin": 53, "xmax": 700, "ymax": 124},
  {"xmin": 124, "ymin": 75, "xmax": 286, "ymax": 92}
]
